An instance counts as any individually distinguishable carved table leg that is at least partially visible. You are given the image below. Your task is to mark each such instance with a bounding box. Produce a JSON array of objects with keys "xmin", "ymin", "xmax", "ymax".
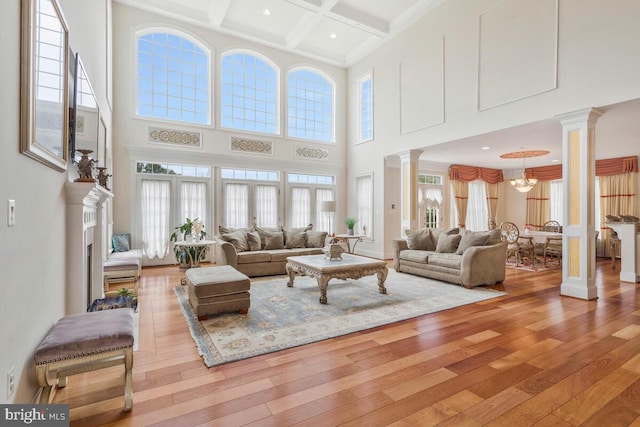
[
  {"xmin": 317, "ymin": 276, "xmax": 330, "ymax": 304},
  {"xmin": 377, "ymin": 268, "xmax": 388, "ymax": 294},
  {"xmin": 286, "ymin": 264, "xmax": 296, "ymax": 287},
  {"xmin": 123, "ymin": 348, "xmax": 133, "ymax": 411}
]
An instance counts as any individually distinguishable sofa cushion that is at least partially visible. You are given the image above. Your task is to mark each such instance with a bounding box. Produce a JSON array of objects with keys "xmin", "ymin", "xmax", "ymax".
[
  {"xmin": 263, "ymin": 231, "xmax": 285, "ymax": 250},
  {"xmin": 255, "ymin": 226, "xmax": 282, "ymax": 249},
  {"xmin": 237, "ymin": 251, "xmax": 270, "ymax": 264},
  {"xmin": 246, "ymin": 230, "xmax": 261, "ymax": 251},
  {"xmin": 285, "ymin": 230, "xmax": 307, "ymax": 249},
  {"xmin": 405, "ymin": 229, "xmax": 433, "ymax": 251},
  {"xmin": 426, "ymin": 253, "xmax": 462, "ymax": 269},
  {"xmin": 456, "ymin": 230, "xmax": 491, "ymax": 255},
  {"xmin": 435, "ymin": 233, "xmax": 462, "ymax": 253},
  {"xmin": 306, "ymin": 231, "xmax": 328, "ymax": 248},
  {"xmin": 297, "ymin": 247, "xmax": 324, "ymax": 255},
  {"xmin": 431, "ymin": 227, "xmax": 459, "ymax": 243},
  {"xmin": 269, "ymin": 249, "xmax": 298, "ymax": 262},
  {"xmin": 221, "ymin": 229, "xmax": 250, "ymax": 252},
  {"xmin": 399, "ymin": 250, "xmax": 430, "ymax": 263}
]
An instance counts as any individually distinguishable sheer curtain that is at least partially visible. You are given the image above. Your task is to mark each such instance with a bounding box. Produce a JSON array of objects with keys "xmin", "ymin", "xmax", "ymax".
[
  {"xmin": 256, "ymin": 185, "xmax": 278, "ymax": 227},
  {"xmin": 356, "ymin": 175, "xmax": 373, "ymax": 238},
  {"xmin": 225, "ymin": 183, "xmax": 249, "ymax": 228},
  {"xmin": 316, "ymin": 188, "xmax": 333, "ymax": 232},
  {"xmin": 465, "ymin": 180, "xmax": 487, "ymax": 231},
  {"xmin": 181, "ymin": 181, "xmax": 207, "ymax": 226},
  {"xmin": 141, "ymin": 179, "xmax": 171, "ymax": 259},
  {"xmin": 549, "ymin": 179, "xmax": 563, "ymax": 225},
  {"xmin": 290, "ymin": 187, "xmax": 310, "ymax": 228}
]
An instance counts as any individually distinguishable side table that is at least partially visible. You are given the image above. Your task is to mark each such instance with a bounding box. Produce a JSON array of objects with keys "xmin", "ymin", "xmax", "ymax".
[{"xmin": 333, "ymin": 234, "xmax": 364, "ymax": 253}]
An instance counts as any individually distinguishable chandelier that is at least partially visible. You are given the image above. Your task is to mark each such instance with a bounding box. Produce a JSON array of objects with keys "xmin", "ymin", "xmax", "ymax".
[{"xmin": 500, "ymin": 149, "xmax": 550, "ymax": 193}]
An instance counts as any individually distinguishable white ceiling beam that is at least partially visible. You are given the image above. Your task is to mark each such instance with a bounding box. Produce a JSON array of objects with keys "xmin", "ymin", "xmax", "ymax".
[
  {"xmin": 329, "ymin": 3, "xmax": 389, "ymax": 36},
  {"xmin": 208, "ymin": 0, "xmax": 232, "ymax": 28}
]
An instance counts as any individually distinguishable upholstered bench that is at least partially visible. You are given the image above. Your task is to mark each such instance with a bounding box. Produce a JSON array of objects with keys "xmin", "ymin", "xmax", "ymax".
[
  {"xmin": 103, "ymin": 251, "xmax": 142, "ymax": 293},
  {"xmin": 34, "ymin": 308, "xmax": 135, "ymax": 411},
  {"xmin": 185, "ymin": 265, "xmax": 251, "ymax": 320}
]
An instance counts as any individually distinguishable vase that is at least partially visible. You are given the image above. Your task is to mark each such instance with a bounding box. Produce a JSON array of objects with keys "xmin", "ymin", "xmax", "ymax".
[{"xmin": 347, "ymin": 228, "xmax": 354, "ymax": 236}]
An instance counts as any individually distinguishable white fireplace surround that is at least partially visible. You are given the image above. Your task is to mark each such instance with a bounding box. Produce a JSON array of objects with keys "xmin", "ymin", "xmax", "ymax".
[{"xmin": 65, "ymin": 182, "xmax": 113, "ymax": 314}]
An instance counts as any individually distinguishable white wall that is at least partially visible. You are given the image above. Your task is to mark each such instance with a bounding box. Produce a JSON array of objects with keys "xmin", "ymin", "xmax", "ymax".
[
  {"xmin": 347, "ymin": 0, "xmax": 640, "ymax": 258},
  {"xmin": 0, "ymin": 0, "xmax": 109, "ymax": 404},
  {"xmin": 111, "ymin": 4, "xmax": 348, "ymax": 262}
]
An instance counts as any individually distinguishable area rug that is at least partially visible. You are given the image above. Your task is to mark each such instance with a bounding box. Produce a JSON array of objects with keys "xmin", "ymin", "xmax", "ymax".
[
  {"xmin": 174, "ymin": 270, "xmax": 507, "ymax": 367},
  {"xmin": 505, "ymin": 256, "xmax": 561, "ymax": 272}
]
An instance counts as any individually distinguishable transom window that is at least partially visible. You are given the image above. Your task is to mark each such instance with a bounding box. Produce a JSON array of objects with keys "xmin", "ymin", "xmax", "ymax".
[
  {"xmin": 288, "ymin": 67, "xmax": 334, "ymax": 142},
  {"xmin": 136, "ymin": 31, "xmax": 210, "ymax": 124},
  {"xmin": 220, "ymin": 168, "xmax": 279, "ymax": 181},
  {"xmin": 220, "ymin": 50, "xmax": 279, "ymax": 134},
  {"xmin": 136, "ymin": 162, "xmax": 211, "ymax": 178},
  {"xmin": 288, "ymin": 173, "xmax": 334, "ymax": 185},
  {"xmin": 357, "ymin": 72, "xmax": 373, "ymax": 142}
]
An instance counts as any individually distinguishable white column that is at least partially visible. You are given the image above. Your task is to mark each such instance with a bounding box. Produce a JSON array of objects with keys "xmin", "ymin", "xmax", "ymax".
[
  {"xmin": 399, "ymin": 149, "xmax": 422, "ymax": 233},
  {"xmin": 606, "ymin": 222, "xmax": 640, "ymax": 283},
  {"xmin": 556, "ymin": 108, "xmax": 602, "ymax": 300}
]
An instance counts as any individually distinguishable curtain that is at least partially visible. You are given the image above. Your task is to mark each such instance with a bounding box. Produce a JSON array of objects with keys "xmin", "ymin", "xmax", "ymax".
[
  {"xmin": 449, "ymin": 165, "xmax": 504, "ymax": 184},
  {"xmin": 419, "ymin": 186, "xmax": 442, "ymax": 228},
  {"xmin": 485, "ymin": 182, "xmax": 499, "ymax": 229},
  {"xmin": 141, "ymin": 179, "xmax": 171, "ymax": 259},
  {"xmin": 256, "ymin": 185, "xmax": 278, "ymax": 227},
  {"xmin": 464, "ymin": 181, "xmax": 487, "ymax": 231},
  {"xmin": 290, "ymin": 187, "xmax": 310, "ymax": 228},
  {"xmin": 525, "ymin": 180, "xmax": 550, "ymax": 230},
  {"xmin": 181, "ymin": 181, "xmax": 207, "ymax": 227},
  {"xmin": 599, "ymin": 173, "xmax": 636, "ymax": 257},
  {"xmin": 549, "ymin": 179, "xmax": 563, "ymax": 225},
  {"xmin": 451, "ymin": 180, "xmax": 469, "ymax": 228},
  {"xmin": 316, "ymin": 188, "xmax": 333, "ymax": 232},
  {"xmin": 356, "ymin": 175, "xmax": 373, "ymax": 238},
  {"xmin": 225, "ymin": 183, "xmax": 249, "ymax": 228}
]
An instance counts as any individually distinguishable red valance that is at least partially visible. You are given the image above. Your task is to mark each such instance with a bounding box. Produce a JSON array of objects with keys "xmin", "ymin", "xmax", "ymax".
[
  {"xmin": 523, "ymin": 156, "xmax": 638, "ymax": 180},
  {"xmin": 449, "ymin": 165, "xmax": 504, "ymax": 184}
]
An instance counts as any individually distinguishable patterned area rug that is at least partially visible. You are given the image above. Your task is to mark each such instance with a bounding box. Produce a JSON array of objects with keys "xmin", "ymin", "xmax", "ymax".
[
  {"xmin": 174, "ymin": 269, "xmax": 507, "ymax": 367},
  {"xmin": 505, "ymin": 256, "xmax": 561, "ymax": 272}
]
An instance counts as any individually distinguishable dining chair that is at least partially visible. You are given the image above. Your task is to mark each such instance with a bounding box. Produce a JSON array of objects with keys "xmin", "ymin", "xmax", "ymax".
[
  {"xmin": 542, "ymin": 220, "xmax": 561, "ymax": 232},
  {"xmin": 543, "ymin": 236, "xmax": 563, "ymax": 266},
  {"xmin": 499, "ymin": 221, "xmax": 534, "ymax": 265},
  {"xmin": 610, "ymin": 230, "xmax": 620, "ymax": 269}
]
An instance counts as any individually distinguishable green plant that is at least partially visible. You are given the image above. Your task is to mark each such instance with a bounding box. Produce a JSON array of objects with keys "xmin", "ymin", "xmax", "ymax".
[
  {"xmin": 170, "ymin": 217, "xmax": 208, "ymax": 266},
  {"xmin": 345, "ymin": 217, "xmax": 358, "ymax": 229},
  {"xmin": 170, "ymin": 217, "xmax": 207, "ymax": 242},
  {"xmin": 116, "ymin": 287, "xmax": 136, "ymax": 297}
]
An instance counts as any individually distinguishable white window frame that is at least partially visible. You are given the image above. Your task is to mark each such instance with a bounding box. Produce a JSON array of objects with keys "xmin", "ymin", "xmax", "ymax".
[
  {"xmin": 286, "ymin": 173, "xmax": 336, "ymax": 230},
  {"xmin": 135, "ymin": 28, "xmax": 212, "ymax": 126},
  {"xmin": 220, "ymin": 168, "xmax": 282, "ymax": 228},
  {"xmin": 220, "ymin": 49, "xmax": 280, "ymax": 135},
  {"xmin": 356, "ymin": 173, "xmax": 374, "ymax": 240},
  {"xmin": 287, "ymin": 66, "xmax": 335, "ymax": 143},
  {"xmin": 357, "ymin": 71, "xmax": 373, "ymax": 143}
]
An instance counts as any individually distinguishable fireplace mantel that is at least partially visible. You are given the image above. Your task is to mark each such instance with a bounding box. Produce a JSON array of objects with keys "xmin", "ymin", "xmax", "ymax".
[{"xmin": 65, "ymin": 182, "xmax": 113, "ymax": 314}]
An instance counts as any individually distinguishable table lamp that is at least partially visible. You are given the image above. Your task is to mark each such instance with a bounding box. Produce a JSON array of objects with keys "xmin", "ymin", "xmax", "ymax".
[{"xmin": 319, "ymin": 200, "xmax": 336, "ymax": 234}]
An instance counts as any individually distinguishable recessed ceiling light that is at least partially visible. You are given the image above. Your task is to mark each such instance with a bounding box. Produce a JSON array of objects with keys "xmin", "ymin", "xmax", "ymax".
[
  {"xmin": 481, "ymin": 146, "xmax": 490, "ymax": 150},
  {"xmin": 329, "ymin": 32, "xmax": 337, "ymax": 39},
  {"xmin": 263, "ymin": 8, "xmax": 271, "ymax": 16}
]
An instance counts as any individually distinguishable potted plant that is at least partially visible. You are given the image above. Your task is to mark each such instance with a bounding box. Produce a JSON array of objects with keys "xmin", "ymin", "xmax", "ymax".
[
  {"xmin": 170, "ymin": 217, "xmax": 207, "ymax": 269},
  {"xmin": 345, "ymin": 217, "xmax": 358, "ymax": 235}
]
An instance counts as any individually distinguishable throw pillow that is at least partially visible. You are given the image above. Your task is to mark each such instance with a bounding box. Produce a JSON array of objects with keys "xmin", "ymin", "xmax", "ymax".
[
  {"xmin": 405, "ymin": 229, "xmax": 432, "ymax": 250},
  {"xmin": 306, "ymin": 231, "xmax": 328, "ymax": 248},
  {"xmin": 263, "ymin": 231, "xmax": 285, "ymax": 250},
  {"xmin": 112, "ymin": 234, "xmax": 131, "ymax": 252},
  {"xmin": 246, "ymin": 230, "xmax": 261, "ymax": 251},
  {"xmin": 456, "ymin": 230, "xmax": 490, "ymax": 255},
  {"xmin": 430, "ymin": 227, "xmax": 459, "ymax": 245},
  {"xmin": 435, "ymin": 233, "xmax": 462, "ymax": 253},
  {"xmin": 221, "ymin": 229, "xmax": 249, "ymax": 252},
  {"xmin": 255, "ymin": 226, "xmax": 282, "ymax": 249},
  {"xmin": 218, "ymin": 225, "xmax": 237, "ymax": 235},
  {"xmin": 484, "ymin": 228, "xmax": 502, "ymax": 245},
  {"xmin": 285, "ymin": 230, "xmax": 307, "ymax": 249}
]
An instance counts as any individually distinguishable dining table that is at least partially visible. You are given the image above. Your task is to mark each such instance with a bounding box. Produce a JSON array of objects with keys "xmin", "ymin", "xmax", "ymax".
[{"xmin": 522, "ymin": 230, "xmax": 562, "ymax": 244}]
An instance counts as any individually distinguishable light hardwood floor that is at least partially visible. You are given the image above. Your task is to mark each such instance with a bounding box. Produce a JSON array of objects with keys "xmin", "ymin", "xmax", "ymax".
[{"xmin": 54, "ymin": 259, "xmax": 640, "ymax": 426}]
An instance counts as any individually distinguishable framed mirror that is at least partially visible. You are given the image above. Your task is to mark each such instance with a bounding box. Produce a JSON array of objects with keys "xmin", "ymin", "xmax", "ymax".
[
  {"xmin": 71, "ymin": 55, "xmax": 99, "ymax": 164},
  {"xmin": 20, "ymin": 0, "xmax": 70, "ymax": 171}
]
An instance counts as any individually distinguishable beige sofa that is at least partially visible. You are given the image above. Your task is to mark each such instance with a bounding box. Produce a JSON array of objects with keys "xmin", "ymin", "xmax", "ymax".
[
  {"xmin": 392, "ymin": 227, "xmax": 507, "ymax": 288},
  {"xmin": 214, "ymin": 225, "xmax": 327, "ymax": 277}
]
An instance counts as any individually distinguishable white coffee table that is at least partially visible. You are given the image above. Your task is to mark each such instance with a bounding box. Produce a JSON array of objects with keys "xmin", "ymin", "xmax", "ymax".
[{"xmin": 285, "ymin": 254, "xmax": 388, "ymax": 304}]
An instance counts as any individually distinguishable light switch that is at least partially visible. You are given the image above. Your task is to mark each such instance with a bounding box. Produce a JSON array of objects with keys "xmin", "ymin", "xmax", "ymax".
[{"xmin": 7, "ymin": 200, "xmax": 15, "ymax": 226}]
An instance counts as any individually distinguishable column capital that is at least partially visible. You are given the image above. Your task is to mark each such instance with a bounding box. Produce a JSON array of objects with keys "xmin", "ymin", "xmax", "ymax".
[
  {"xmin": 556, "ymin": 107, "xmax": 604, "ymax": 127},
  {"xmin": 398, "ymin": 149, "xmax": 423, "ymax": 162}
]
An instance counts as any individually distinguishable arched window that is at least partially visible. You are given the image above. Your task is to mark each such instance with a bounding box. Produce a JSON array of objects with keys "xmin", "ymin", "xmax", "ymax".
[
  {"xmin": 136, "ymin": 30, "xmax": 210, "ymax": 124},
  {"xmin": 287, "ymin": 67, "xmax": 334, "ymax": 142},
  {"xmin": 220, "ymin": 50, "xmax": 279, "ymax": 134}
]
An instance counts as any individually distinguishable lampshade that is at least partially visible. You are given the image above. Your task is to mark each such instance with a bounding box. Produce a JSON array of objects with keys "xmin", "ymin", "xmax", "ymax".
[
  {"xmin": 510, "ymin": 172, "xmax": 538, "ymax": 193},
  {"xmin": 319, "ymin": 200, "xmax": 336, "ymax": 213}
]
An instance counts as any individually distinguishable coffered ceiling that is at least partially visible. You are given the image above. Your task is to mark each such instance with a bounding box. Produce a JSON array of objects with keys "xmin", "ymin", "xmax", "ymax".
[{"xmin": 114, "ymin": 0, "xmax": 447, "ymax": 67}]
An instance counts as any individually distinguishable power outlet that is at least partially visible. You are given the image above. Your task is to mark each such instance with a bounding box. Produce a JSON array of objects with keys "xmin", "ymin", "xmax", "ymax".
[{"xmin": 7, "ymin": 367, "xmax": 15, "ymax": 399}]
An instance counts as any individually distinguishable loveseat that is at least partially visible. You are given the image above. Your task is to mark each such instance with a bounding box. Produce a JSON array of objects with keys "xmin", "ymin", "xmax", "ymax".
[
  {"xmin": 214, "ymin": 225, "xmax": 328, "ymax": 277},
  {"xmin": 392, "ymin": 227, "xmax": 507, "ymax": 288}
]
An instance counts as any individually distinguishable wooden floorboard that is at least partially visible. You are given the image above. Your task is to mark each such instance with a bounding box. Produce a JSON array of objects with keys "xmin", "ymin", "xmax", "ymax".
[{"xmin": 53, "ymin": 259, "xmax": 640, "ymax": 426}]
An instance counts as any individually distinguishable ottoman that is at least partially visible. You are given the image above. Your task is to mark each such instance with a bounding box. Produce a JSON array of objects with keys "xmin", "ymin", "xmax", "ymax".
[{"xmin": 185, "ymin": 265, "xmax": 251, "ymax": 320}]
